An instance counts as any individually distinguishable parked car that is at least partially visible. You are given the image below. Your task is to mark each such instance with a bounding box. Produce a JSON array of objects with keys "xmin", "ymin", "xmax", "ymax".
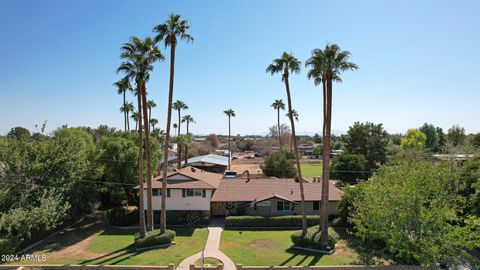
[{"xmin": 254, "ymin": 152, "xmax": 263, "ymax": 157}]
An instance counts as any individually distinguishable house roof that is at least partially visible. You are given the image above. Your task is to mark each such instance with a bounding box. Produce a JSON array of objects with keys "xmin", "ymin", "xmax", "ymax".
[
  {"xmin": 211, "ymin": 178, "xmax": 342, "ymax": 202},
  {"xmin": 187, "ymin": 154, "xmax": 229, "ymax": 167},
  {"xmin": 149, "ymin": 166, "xmax": 223, "ymax": 189}
]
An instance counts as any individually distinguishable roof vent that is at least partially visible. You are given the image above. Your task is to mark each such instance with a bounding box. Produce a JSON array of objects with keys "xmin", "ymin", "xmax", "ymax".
[
  {"xmin": 224, "ymin": 171, "xmax": 237, "ymax": 179},
  {"xmin": 191, "ymin": 167, "xmax": 197, "ymax": 173}
]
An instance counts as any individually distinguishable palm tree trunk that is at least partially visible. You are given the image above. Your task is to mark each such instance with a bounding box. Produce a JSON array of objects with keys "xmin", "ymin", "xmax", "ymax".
[
  {"xmin": 141, "ymin": 83, "xmax": 154, "ymax": 231},
  {"xmin": 184, "ymin": 122, "xmax": 189, "ymax": 167},
  {"xmin": 177, "ymin": 109, "xmax": 182, "ymax": 169},
  {"xmin": 160, "ymin": 36, "xmax": 176, "ymax": 234},
  {"xmin": 228, "ymin": 116, "xmax": 231, "ymax": 171},
  {"xmin": 123, "ymin": 91, "xmax": 127, "ymax": 131},
  {"xmin": 127, "ymin": 111, "xmax": 130, "ymax": 131},
  {"xmin": 277, "ymin": 108, "xmax": 282, "ymax": 148},
  {"xmin": 136, "ymin": 83, "xmax": 146, "ymax": 238},
  {"xmin": 320, "ymin": 77, "xmax": 332, "ymax": 247},
  {"xmin": 284, "ymin": 72, "xmax": 307, "ymax": 235},
  {"xmin": 149, "ymin": 108, "xmax": 152, "ymax": 123}
]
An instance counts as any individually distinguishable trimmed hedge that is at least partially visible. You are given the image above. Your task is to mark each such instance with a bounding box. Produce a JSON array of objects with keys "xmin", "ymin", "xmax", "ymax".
[
  {"xmin": 225, "ymin": 215, "xmax": 321, "ymax": 227},
  {"xmin": 165, "ymin": 211, "xmax": 209, "ymax": 226},
  {"xmin": 134, "ymin": 229, "xmax": 176, "ymax": 248},
  {"xmin": 107, "ymin": 207, "xmax": 138, "ymax": 226},
  {"xmin": 291, "ymin": 225, "xmax": 338, "ymax": 250}
]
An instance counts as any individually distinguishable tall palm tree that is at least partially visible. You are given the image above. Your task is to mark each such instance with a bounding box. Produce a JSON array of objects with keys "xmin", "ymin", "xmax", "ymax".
[
  {"xmin": 286, "ymin": 109, "xmax": 299, "ymax": 149},
  {"xmin": 306, "ymin": 44, "xmax": 358, "ymax": 248},
  {"xmin": 271, "ymin": 99, "xmax": 285, "ymax": 148},
  {"xmin": 114, "ymin": 77, "xmax": 133, "ymax": 131},
  {"xmin": 126, "ymin": 102, "xmax": 135, "ymax": 131},
  {"xmin": 154, "ymin": 13, "xmax": 193, "ymax": 234},
  {"xmin": 182, "ymin": 115, "xmax": 195, "ymax": 166},
  {"xmin": 118, "ymin": 36, "xmax": 164, "ymax": 233},
  {"xmin": 131, "ymin": 112, "xmax": 139, "ymax": 132},
  {"xmin": 146, "ymin": 100, "xmax": 156, "ymax": 122},
  {"xmin": 223, "ymin": 109, "xmax": 235, "ymax": 171},
  {"xmin": 173, "ymin": 101, "xmax": 188, "ymax": 169},
  {"xmin": 150, "ymin": 118, "xmax": 158, "ymax": 130},
  {"xmin": 266, "ymin": 52, "xmax": 307, "ymax": 235}
]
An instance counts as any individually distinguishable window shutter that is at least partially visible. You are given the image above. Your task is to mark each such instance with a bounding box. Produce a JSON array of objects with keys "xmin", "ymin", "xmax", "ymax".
[
  {"xmin": 202, "ymin": 189, "xmax": 206, "ymax": 198},
  {"xmin": 182, "ymin": 189, "xmax": 186, "ymax": 198}
]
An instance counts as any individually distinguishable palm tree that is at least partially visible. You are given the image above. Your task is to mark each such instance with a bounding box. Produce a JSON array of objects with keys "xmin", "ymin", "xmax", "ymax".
[
  {"xmin": 286, "ymin": 109, "xmax": 299, "ymax": 149},
  {"xmin": 305, "ymin": 44, "xmax": 358, "ymax": 248},
  {"xmin": 223, "ymin": 109, "xmax": 235, "ymax": 171},
  {"xmin": 150, "ymin": 118, "xmax": 158, "ymax": 130},
  {"xmin": 154, "ymin": 13, "xmax": 193, "ymax": 234},
  {"xmin": 271, "ymin": 99, "xmax": 285, "ymax": 148},
  {"xmin": 131, "ymin": 112, "xmax": 139, "ymax": 132},
  {"xmin": 266, "ymin": 52, "xmax": 307, "ymax": 235},
  {"xmin": 182, "ymin": 115, "xmax": 195, "ymax": 166},
  {"xmin": 114, "ymin": 77, "xmax": 133, "ymax": 131},
  {"xmin": 126, "ymin": 102, "xmax": 135, "ymax": 131},
  {"xmin": 118, "ymin": 36, "xmax": 164, "ymax": 233},
  {"xmin": 146, "ymin": 100, "xmax": 156, "ymax": 122},
  {"xmin": 173, "ymin": 101, "xmax": 188, "ymax": 169}
]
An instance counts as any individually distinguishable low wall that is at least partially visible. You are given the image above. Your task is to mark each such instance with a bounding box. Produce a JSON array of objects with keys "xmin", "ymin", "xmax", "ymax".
[
  {"xmin": 0, "ymin": 264, "xmax": 175, "ymax": 270},
  {"xmin": 189, "ymin": 265, "xmax": 223, "ymax": 270},
  {"xmin": 235, "ymin": 265, "xmax": 426, "ymax": 270}
]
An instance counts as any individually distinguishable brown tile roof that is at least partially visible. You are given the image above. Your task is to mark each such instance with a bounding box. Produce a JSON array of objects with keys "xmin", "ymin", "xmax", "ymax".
[
  {"xmin": 150, "ymin": 166, "xmax": 223, "ymax": 189},
  {"xmin": 211, "ymin": 178, "xmax": 342, "ymax": 202}
]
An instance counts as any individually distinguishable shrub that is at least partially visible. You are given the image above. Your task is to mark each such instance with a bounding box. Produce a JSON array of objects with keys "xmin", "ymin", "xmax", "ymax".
[
  {"xmin": 291, "ymin": 225, "xmax": 338, "ymax": 250},
  {"xmin": 107, "ymin": 207, "xmax": 138, "ymax": 226},
  {"xmin": 225, "ymin": 215, "xmax": 321, "ymax": 227},
  {"xmin": 261, "ymin": 150, "xmax": 296, "ymax": 178},
  {"xmin": 134, "ymin": 229, "xmax": 176, "ymax": 248},
  {"xmin": 165, "ymin": 211, "xmax": 209, "ymax": 226}
]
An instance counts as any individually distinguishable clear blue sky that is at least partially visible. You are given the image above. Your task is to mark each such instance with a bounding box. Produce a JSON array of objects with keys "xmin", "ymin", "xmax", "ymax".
[{"xmin": 1, "ymin": 0, "xmax": 479, "ymax": 136}]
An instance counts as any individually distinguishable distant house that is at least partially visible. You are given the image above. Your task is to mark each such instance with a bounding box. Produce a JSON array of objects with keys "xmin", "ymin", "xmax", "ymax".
[
  {"xmin": 186, "ymin": 154, "xmax": 229, "ymax": 173},
  {"xmin": 140, "ymin": 166, "xmax": 342, "ymax": 218}
]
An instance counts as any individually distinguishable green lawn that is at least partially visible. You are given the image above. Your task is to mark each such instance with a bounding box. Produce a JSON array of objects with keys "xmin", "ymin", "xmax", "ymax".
[
  {"xmin": 220, "ymin": 228, "xmax": 359, "ymax": 266},
  {"xmin": 25, "ymin": 223, "xmax": 208, "ymax": 266},
  {"xmin": 301, "ymin": 164, "xmax": 323, "ymax": 180}
]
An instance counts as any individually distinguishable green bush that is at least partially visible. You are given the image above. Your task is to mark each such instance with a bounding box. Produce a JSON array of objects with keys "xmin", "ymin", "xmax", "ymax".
[
  {"xmin": 291, "ymin": 225, "xmax": 338, "ymax": 250},
  {"xmin": 134, "ymin": 229, "xmax": 176, "ymax": 249},
  {"xmin": 107, "ymin": 207, "xmax": 138, "ymax": 226},
  {"xmin": 225, "ymin": 215, "xmax": 321, "ymax": 227},
  {"xmin": 165, "ymin": 211, "xmax": 209, "ymax": 225}
]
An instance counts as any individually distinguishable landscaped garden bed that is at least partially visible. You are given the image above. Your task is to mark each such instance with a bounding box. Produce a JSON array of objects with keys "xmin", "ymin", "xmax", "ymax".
[{"xmin": 225, "ymin": 215, "xmax": 321, "ymax": 227}]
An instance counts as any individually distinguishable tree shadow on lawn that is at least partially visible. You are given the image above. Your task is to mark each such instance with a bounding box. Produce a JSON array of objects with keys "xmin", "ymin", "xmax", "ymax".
[
  {"xmin": 332, "ymin": 227, "xmax": 391, "ymax": 265},
  {"xmin": 33, "ymin": 221, "xmax": 104, "ymax": 253},
  {"xmin": 281, "ymin": 248, "xmax": 324, "ymax": 266}
]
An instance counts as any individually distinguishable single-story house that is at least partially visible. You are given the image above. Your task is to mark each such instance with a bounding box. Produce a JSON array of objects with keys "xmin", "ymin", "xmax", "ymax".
[{"xmin": 142, "ymin": 166, "xmax": 342, "ymax": 217}]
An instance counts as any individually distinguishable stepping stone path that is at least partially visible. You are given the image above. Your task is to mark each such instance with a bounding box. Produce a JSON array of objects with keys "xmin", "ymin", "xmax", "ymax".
[{"xmin": 177, "ymin": 218, "xmax": 235, "ymax": 270}]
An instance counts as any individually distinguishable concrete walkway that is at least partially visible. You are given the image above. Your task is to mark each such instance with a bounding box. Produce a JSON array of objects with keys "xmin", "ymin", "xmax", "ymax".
[{"xmin": 177, "ymin": 218, "xmax": 235, "ymax": 270}]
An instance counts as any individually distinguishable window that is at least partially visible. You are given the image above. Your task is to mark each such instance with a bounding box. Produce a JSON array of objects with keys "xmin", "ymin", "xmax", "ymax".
[
  {"xmin": 277, "ymin": 201, "xmax": 293, "ymax": 211},
  {"xmin": 182, "ymin": 189, "xmax": 206, "ymax": 198},
  {"xmin": 313, "ymin": 201, "xmax": 320, "ymax": 211},
  {"xmin": 153, "ymin": 189, "xmax": 170, "ymax": 197}
]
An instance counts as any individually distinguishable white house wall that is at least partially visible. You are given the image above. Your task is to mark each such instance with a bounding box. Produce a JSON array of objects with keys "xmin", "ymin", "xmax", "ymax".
[{"xmin": 143, "ymin": 189, "xmax": 212, "ymax": 211}]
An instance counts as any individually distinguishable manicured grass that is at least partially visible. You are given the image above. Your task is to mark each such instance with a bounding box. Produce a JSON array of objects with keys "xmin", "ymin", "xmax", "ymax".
[
  {"xmin": 195, "ymin": 257, "xmax": 223, "ymax": 266},
  {"xmin": 220, "ymin": 228, "xmax": 359, "ymax": 266},
  {"xmin": 301, "ymin": 164, "xmax": 323, "ymax": 180},
  {"xmin": 25, "ymin": 224, "xmax": 208, "ymax": 266}
]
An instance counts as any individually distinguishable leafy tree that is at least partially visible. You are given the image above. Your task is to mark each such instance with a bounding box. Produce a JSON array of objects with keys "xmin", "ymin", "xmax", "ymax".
[
  {"xmin": 436, "ymin": 127, "xmax": 446, "ymax": 151},
  {"xmin": 330, "ymin": 153, "xmax": 368, "ymax": 184},
  {"xmin": 306, "ymin": 44, "xmax": 358, "ymax": 247},
  {"xmin": 154, "ymin": 14, "xmax": 193, "ymax": 234},
  {"xmin": 472, "ymin": 133, "xmax": 480, "ymax": 149},
  {"xmin": 447, "ymin": 125, "xmax": 467, "ymax": 147},
  {"xmin": 312, "ymin": 146, "xmax": 322, "ymax": 158},
  {"xmin": 205, "ymin": 134, "xmax": 220, "ymax": 148},
  {"xmin": 457, "ymin": 155, "xmax": 480, "ymax": 216},
  {"xmin": 224, "ymin": 109, "xmax": 235, "ymax": 171},
  {"xmin": 419, "ymin": 123, "xmax": 439, "ymax": 151},
  {"xmin": 268, "ymin": 124, "xmax": 290, "ymax": 139},
  {"xmin": 351, "ymin": 160, "xmax": 480, "ymax": 266},
  {"xmin": 261, "ymin": 150, "xmax": 297, "ymax": 178},
  {"xmin": 313, "ymin": 133, "xmax": 322, "ymax": 144},
  {"xmin": 344, "ymin": 122, "xmax": 388, "ymax": 176},
  {"xmin": 267, "ymin": 52, "xmax": 307, "ymax": 235},
  {"xmin": 400, "ymin": 129, "xmax": 426, "ymax": 150},
  {"xmin": 7, "ymin": 127, "xmax": 31, "ymax": 141},
  {"xmin": 336, "ymin": 182, "xmax": 366, "ymax": 227}
]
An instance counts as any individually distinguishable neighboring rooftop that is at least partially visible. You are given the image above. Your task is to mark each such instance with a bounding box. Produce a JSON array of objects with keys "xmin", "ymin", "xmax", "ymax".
[
  {"xmin": 187, "ymin": 154, "xmax": 229, "ymax": 167},
  {"xmin": 211, "ymin": 178, "xmax": 342, "ymax": 202},
  {"xmin": 149, "ymin": 166, "xmax": 223, "ymax": 189}
]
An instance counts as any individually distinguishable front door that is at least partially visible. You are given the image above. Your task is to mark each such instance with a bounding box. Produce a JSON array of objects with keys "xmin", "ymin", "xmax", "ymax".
[{"xmin": 211, "ymin": 202, "xmax": 226, "ymax": 216}]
